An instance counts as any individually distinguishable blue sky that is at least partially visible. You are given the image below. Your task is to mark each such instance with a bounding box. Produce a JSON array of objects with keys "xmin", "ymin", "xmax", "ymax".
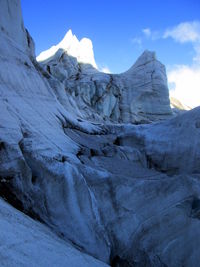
[{"xmin": 21, "ymin": 0, "xmax": 200, "ymax": 107}]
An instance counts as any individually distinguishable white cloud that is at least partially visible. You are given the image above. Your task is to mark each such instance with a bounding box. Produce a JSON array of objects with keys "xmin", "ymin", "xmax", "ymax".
[
  {"xmin": 131, "ymin": 22, "xmax": 200, "ymax": 108},
  {"xmin": 163, "ymin": 21, "xmax": 200, "ymax": 64},
  {"xmin": 163, "ymin": 21, "xmax": 200, "ymax": 43},
  {"xmin": 194, "ymin": 44, "xmax": 200, "ymax": 62},
  {"xmin": 142, "ymin": 28, "xmax": 151, "ymax": 37},
  {"xmin": 163, "ymin": 21, "xmax": 200, "ymax": 108},
  {"xmin": 142, "ymin": 28, "xmax": 160, "ymax": 40},
  {"xmin": 131, "ymin": 37, "xmax": 142, "ymax": 45},
  {"xmin": 168, "ymin": 65, "xmax": 200, "ymax": 108}
]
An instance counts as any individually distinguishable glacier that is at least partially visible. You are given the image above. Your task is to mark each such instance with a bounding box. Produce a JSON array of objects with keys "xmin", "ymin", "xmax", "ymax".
[
  {"xmin": 0, "ymin": 1, "xmax": 200, "ymax": 266},
  {"xmin": 37, "ymin": 30, "xmax": 172, "ymax": 124}
]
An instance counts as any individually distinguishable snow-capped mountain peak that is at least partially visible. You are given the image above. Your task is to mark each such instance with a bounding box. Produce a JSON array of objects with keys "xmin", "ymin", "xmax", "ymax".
[{"xmin": 37, "ymin": 29, "xmax": 97, "ymax": 68}]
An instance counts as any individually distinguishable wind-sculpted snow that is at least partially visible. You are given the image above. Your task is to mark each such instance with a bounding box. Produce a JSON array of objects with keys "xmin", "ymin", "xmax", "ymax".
[{"xmin": 0, "ymin": 1, "xmax": 200, "ymax": 266}]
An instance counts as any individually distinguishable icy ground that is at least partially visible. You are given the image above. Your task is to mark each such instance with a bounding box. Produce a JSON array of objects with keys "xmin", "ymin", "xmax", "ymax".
[
  {"xmin": 0, "ymin": 197, "xmax": 108, "ymax": 267},
  {"xmin": 0, "ymin": 1, "xmax": 200, "ymax": 266}
]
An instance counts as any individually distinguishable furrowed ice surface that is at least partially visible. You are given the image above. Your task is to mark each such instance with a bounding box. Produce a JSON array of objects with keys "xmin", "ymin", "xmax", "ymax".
[
  {"xmin": 0, "ymin": 1, "xmax": 200, "ymax": 266},
  {"xmin": 37, "ymin": 31, "xmax": 172, "ymax": 124},
  {"xmin": 0, "ymin": 197, "xmax": 109, "ymax": 267},
  {"xmin": 0, "ymin": 0, "xmax": 110, "ymax": 262}
]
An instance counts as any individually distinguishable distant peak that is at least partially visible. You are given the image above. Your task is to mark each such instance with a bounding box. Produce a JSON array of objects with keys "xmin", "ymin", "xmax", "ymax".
[
  {"xmin": 58, "ymin": 29, "xmax": 78, "ymax": 49},
  {"xmin": 80, "ymin": 37, "xmax": 93, "ymax": 46},
  {"xmin": 62, "ymin": 29, "xmax": 73, "ymax": 40},
  {"xmin": 66, "ymin": 29, "xmax": 73, "ymax": 37},
  {"xmin": 37, "ymin": 29, "xmax": 97, "ymax": 68}
]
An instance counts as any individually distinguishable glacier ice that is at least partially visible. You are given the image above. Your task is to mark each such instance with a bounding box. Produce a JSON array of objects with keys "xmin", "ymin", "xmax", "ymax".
[{"xmin": 0, "ymin": 1, "xmax": 200, "ymax": 267}]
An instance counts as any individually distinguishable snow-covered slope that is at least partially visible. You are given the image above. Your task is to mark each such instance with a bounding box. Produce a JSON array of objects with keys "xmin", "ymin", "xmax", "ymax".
[{"xmin": 1, "ymin": 1, "xmax": 200, "ymax": 267}]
